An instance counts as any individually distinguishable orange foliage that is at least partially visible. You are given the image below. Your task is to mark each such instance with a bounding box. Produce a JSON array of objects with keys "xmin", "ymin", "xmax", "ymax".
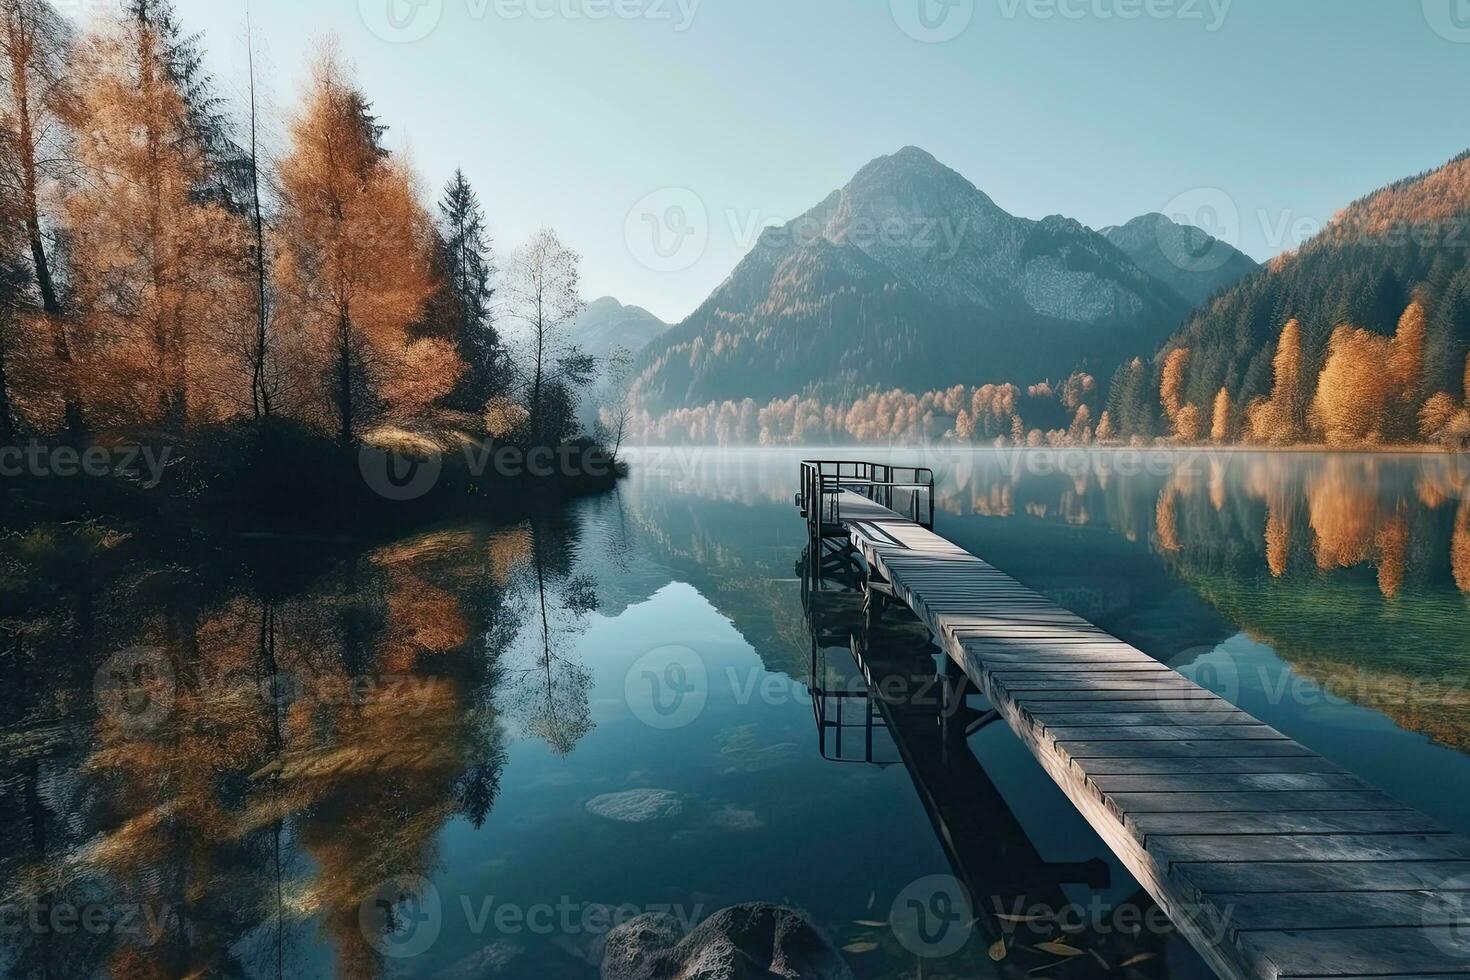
[
  {"xmin": 1455, "ymin": 502, "xmax": 1470, "ymax": 595},
  {"xmin": 64, "ymin": 19, "xmax": 251, "ymax": 425},
  {"xmin": 1265, "ymin": 507, "xmax": 1290, "ymax": 577},
  {"xmin": 1173, "ymin": 403, "xmax": 1201, "ymax": 442},
  {"xmin": 273, "ymin": 44, "xmax": 458, "ymax": 443},
  {"xmin": 1211, "ymin": 387, "xmax": 1232, "ymax": 443},
  {"xmin": 1247, "ymin": 319, "xmax": 1306, "ymax": 443},
  {"xmin": 1155, "ymin": 489, "xmax": 1180, "ymax": 552},
  {"xmin": 1308, "ymin": 459, "xmax": 1377, "ymax": 569},
  {"xmin": 1160, "ymin": 347, "xmax": 1189, "ymax": 421},
  {"xmin": 1375, "ymin": 513, "xmax": 1408, "ymax": 599},
  {"xmin": 1312, "ymin": 325, "xmax": 1392, "ymax": 446}
]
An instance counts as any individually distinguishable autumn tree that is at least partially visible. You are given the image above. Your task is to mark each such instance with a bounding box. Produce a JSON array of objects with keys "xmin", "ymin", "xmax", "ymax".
[
  {"xmin": 1173, "ymin": 403, "xmax": 1202, "ymax": 442},
  {"xmin": 1246, "ymin": 318, "xmax": 1307, "ymax": 444},
  {"xmin": 274, "ymin": 46, "xmax": 459, "ymax": 445},
  {"xmin": 505, "ymin": 227, "xmax": 590, "ymax": 445},
  {"xmin": 1160, "ymin": 347, "xmax": 1189, "ymax": 422},
  {"xmin": 0, "ymin": 0, "xmax": 70, "ymax": 313},
  {"xmin": 1386, "ymin": 297, "xmax": 1427, "ymax": 437},
  {"xmin": 64, "ymin": 13, "xmax": 249, "ymax": 425},
  {"xmin": 126, "ymin": 0, "xmax": 250, "ymax": 205},
  {"xmin": 1, "ymin": 0, "xmax": 79, "ymax": 431},
  {"xmin": 1312, "ymin": 325, "xmax": 1392, "ymax": 445},
  {"xmin": 1211, "ymin": 387, "xmax": 1232, "ymax": 443}
]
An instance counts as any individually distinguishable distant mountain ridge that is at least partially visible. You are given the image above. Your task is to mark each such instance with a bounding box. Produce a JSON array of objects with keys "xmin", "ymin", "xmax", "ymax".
[
  {"xmin": 1100, "ymin": 212, "xmax": 1258, "ymax": 306},
  {"xmin": 633, "ymin": 147, "xmax": 1249, "ymax": 413},
  {"xmin": 573, "ymin": 296, "xmax": 669, "ymax": 359}
]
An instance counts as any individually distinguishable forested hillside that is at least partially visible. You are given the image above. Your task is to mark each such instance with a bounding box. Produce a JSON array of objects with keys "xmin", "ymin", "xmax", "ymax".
[{"xmin": 1108, "ymin": 151, "xmax": 1470, "ymax": 447}]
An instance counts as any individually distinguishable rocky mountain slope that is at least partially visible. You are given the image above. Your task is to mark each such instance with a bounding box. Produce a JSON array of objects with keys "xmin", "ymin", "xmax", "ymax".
[{"xmin": 633, "ymin": 147, "xmax": 1197, "ymax": 412}]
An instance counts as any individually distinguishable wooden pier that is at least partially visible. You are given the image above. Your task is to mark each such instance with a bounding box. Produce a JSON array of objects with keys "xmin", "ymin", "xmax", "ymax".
[{"xmin": 796, "ymin": 460, "xmax": 1470, "ymax": 980}]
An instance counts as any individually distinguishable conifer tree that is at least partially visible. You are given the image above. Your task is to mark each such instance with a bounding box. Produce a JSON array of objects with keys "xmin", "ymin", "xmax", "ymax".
[{"xmin": 436, "ymin": 169, "xmax": 500, "ymax": 408}]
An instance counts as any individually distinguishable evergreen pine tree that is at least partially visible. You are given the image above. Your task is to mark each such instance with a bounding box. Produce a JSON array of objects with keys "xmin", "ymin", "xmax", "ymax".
[{"xmin": 437, "ymin": 169, "xmax": 500, "ymax": 408}]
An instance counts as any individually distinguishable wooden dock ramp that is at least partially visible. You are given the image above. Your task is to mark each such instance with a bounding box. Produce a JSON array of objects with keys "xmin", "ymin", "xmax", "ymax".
[{"xmin": 796, "ymin": 463, "xmax": 1470, "ymax": 980}]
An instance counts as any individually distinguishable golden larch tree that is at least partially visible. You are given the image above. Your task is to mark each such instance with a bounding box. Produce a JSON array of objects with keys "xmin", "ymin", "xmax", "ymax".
[
  {"xmin": 1173, "ymin": 403, "xmax": 1201, "ymax": 442},
  {"xmin": 1247, "ymin": 318, "xmax": 1307, "ymax": 444},
  {"xmin": 1312, "ymin": 325, "xmax": 1392, "ymax": 446},
  {"xmin": 63, "ymin": 16, "xmax": 249, "ymax": 426},
  {"xmin": 273, "ymin": 44, "xmax": 459, "ymax": 445},
  {"xmin": 1160, "ymin": 346, "xmax": 1189, "ymax": 422},
  {"xmin": 1211, "ymin": 387, "xmax": 1232, "ymax": 443}
]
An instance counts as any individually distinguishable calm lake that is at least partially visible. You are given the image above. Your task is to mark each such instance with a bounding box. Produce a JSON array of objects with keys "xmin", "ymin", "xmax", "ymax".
[{"xmin": 3, "ymin": 448, "xmax": 1469, "ymax": 979}]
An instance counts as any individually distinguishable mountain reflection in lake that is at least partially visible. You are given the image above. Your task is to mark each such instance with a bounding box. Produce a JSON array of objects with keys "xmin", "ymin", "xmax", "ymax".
[{"xmin": 2, "ymin": 448, "xmax": 1468, "ymax": 979}]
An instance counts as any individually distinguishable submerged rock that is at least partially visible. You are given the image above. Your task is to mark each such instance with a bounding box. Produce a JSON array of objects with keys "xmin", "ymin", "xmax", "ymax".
[
  {"xmin": 586, "ymin": 789, "xmax": 684, "ymax": 823},
  {"xmin": 602, "ymin": 903, "xmax": 856, "ymax": 980}
]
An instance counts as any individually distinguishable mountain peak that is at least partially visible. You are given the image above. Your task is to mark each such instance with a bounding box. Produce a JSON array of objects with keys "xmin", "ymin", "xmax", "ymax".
[
  {"xmin": 572, "ymin": 297, "xmax": 669, "ymax": 358},
  {"xmin": 1103, "ymin": 211, "xmax": 1258, "ymax": 306}
]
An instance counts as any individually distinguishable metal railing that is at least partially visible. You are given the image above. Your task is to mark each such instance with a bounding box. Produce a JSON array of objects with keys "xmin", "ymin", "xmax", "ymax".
[{"xmin": 795, "ymin": 460, "xmax": 935, "ymax": 535}]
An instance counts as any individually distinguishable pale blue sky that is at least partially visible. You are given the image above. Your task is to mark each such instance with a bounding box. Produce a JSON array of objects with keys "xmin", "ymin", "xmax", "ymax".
[{"xmin": 147, "ymin": 0, "xmax": 1470, "ymax": 321}]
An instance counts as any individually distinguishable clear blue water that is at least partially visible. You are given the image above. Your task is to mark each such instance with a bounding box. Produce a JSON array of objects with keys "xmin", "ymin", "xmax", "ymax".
[{"xmin": 3, "ymin": 448, "xmax": 1468, "ymax": 979}]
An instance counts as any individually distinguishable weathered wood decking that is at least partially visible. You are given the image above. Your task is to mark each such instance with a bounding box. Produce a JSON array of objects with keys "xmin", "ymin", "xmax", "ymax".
[{"xmin": 807, "ymin": 483, "xmax": 1470, "ymax": 980}]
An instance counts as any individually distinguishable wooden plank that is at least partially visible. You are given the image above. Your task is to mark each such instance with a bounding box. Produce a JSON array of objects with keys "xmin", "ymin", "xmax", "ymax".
[
  {"xmin": 1060, "ymin": 739, "xmax": 1319, "ymax": 759},
  {"xmin": 1087, "ymin": 757, "xmax": 1352, "ymax": 777},
  {"xmin": 1094, "ymin": 772, "xmax": 1374, "ymax": 793},
  {"xmin": 1011, "ymin": 688, "xmax": 1223, "ymax": 703},
  {"xmin": 1173, "ymin": 861, "xmax": 1470, "ymax": 896},
  {"xmin": 1027, "ymin": 698, "xmax": 1241, "ymax": 713},
  {"xmin": 1036, "ymin": 711, "xmax": 1258, "ymax": 728},
  {"xmin": 1150, "ymin": 834, "xmax": 1470, "ymax": 865},
  {"xmin": 1112, "ymin": 791, "xmax": 1403, "ymax": 814},
  {"xmin": 1210, "ymin": 890, "xmax": 1470, "ymax": 933},
  {"xmin": 996, "ymin": 676, "xmax": 1205, "ymax": 691},
  {"xmin": 1044, "ymin": 725, "xmax": 1288, "ymax": 743},
  {"xmin": 1237, "ymin": 927, "xmax": 1470, "ymax": 979},
  {"xmin": 1128, "ymin": 810, "xmax": 1445, "ymax": 839}
]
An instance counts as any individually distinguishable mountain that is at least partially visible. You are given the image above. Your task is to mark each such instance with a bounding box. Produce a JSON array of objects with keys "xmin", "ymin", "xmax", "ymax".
[
  {"xmin": 573, "ymin": 297, "xmax": 669, "ymax": 359},
  {"xmin": 633, "ymin": 147, "xmax": 1193, "ymax": 413},
  {"xmin": 1111, "ymin": 149, "xmax": 1470, "ymax": 439},
  {"xmin": 1100, "ymin": 213, "xmax": 1258, "ymax": 306}
]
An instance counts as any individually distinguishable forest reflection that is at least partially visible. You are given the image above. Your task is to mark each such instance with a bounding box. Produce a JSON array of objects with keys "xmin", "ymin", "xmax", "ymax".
[
  {"xmin": 0, "ymin": 514, "xmax": 599, "ymax": 979},
  {"xmin": 627, "ymin": 449, "xmax": 1470, "ymax": 753}
]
